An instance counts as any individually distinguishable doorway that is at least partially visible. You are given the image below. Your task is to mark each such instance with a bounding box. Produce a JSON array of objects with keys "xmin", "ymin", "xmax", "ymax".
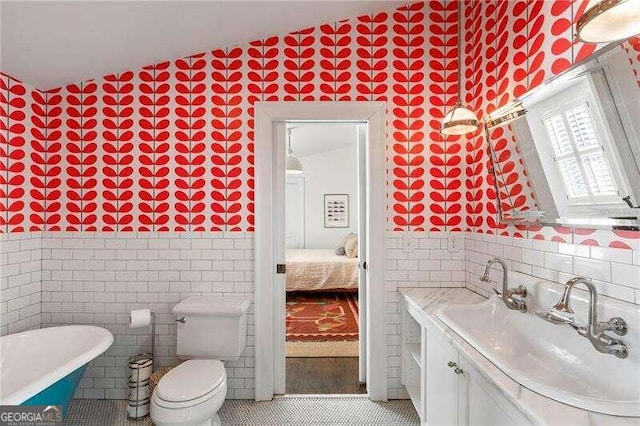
[
  {"xmin": 283, "ymin": 122, "xmax": 365, "ymax": 394},
  {"xmin": 254, "ymin": 101, "xmax": 387, "ymax": 402}
]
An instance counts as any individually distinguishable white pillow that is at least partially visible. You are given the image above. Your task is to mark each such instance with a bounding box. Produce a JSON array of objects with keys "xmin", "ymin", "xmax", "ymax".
[
  {"xmin": 339, "ymin": 233, "xmax": 357, "ymax": 249},
  {"xmin": 344, "ymin": 235, "xmax": 358, "ymax": 258}
]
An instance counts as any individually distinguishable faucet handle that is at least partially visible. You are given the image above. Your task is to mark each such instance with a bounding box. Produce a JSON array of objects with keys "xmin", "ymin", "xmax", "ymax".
[
  {"xmin": 512, "ymin": 285, "xmax": 527, "ymax": 298},
  {"xmin": 606, "ymin": 317, "xmax": 628, "ymax": 336},
  {"xmin": 612, "ymin": 345, "xmax": 629, "ymax": 359},
  {"xmin": 593, "ymin": 317, "xmax": 628, "ymax": 336},
  {"xmin": 593, "ymin": 333, "xmax": 630, "ymax": 359}
]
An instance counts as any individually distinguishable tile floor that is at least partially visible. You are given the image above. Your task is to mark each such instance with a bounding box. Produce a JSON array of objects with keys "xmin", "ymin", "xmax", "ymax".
[{"xmin": 66, "ymin": 397, "xmax": 420, "ymax": 425}]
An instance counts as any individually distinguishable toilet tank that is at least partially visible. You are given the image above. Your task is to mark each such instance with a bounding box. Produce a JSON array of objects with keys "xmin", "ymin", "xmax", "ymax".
[{"xmin": 173, "ymin": 296, "xmax": 250, "ymax": 361}]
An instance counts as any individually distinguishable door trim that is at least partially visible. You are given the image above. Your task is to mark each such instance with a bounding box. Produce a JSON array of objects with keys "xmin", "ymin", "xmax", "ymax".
[
  {"xmin": 254, "ymin": 101, "xmax": 387, "ymax": 401},
  {"xmin": 356, "ymin": 123, "xmax": 367, "ymax": 383}
]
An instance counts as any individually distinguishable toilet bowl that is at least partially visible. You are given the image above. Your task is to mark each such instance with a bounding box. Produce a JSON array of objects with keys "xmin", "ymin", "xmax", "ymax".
[
  {"xmin": 151, "ymin": 359, "xmax": 227, "ymax": 426},
  {"xmin": 149, "ymin": 296, "xmax": 249, "ymax": 426}
]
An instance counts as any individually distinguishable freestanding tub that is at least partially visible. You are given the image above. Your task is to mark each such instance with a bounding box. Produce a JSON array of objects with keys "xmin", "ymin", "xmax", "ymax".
[{"xmin": 0, "ymin": 325, "xmax": 114, "ymax": 417}]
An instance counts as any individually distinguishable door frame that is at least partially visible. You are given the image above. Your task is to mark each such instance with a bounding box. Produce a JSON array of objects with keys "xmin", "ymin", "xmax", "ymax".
[
  {"xmin": 356, "ymin": 123, "xmax": 367, "ymax": 383},
  {"xmin": 254, "ymin": 101, "xmax": 387, "ymax": 401}
]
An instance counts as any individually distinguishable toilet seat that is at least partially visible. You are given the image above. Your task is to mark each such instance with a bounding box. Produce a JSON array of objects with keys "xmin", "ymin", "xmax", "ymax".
[{"xmin": 154, "ymin": 360, "xmax": 226, "ymax": 409}]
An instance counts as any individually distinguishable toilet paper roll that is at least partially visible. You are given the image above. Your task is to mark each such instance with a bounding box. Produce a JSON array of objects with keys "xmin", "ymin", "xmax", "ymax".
[
  {"xmin": 127, "ymin": 397, "xmax": 150, "ymax": 420},
  {"xmin": 129, "ymin": 309, "xmax": 151, "ymax": 328},
  {"xmin": 128, "ymin": 382, "xmax": 151, "ymax": 401}
]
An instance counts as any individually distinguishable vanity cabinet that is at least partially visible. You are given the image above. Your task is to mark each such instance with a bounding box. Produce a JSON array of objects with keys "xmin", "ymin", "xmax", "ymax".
[
  {"xmin": 461, "ymin": 356, "xmax": 531, "ymax": 426},
  {"xmin": 425, "ymin": 328, "xmax": 460, "ymax": 425},
  {"xmin": 401, "ymin": 301, "xmax": 532, "ymax": 426}
]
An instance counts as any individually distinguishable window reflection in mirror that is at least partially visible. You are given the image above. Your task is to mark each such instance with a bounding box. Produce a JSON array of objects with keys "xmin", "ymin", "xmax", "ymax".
[{"xmin": 487, "ymin": 40, "xmax": 640, "ymax": 228}]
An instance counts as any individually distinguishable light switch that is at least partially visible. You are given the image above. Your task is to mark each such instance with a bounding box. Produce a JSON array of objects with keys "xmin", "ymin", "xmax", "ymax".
[
  {"xmin": 448, "ymin": 232, "xmax": 460, "ymax": 253},
  {"xmin": 403, "ymin": 231, "xmax": 416, "ymax": 253}
]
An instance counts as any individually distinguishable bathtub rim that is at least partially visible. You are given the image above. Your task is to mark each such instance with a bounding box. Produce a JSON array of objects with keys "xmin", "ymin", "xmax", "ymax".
[{"xmin": 0, "ymin": 325, "xmax": 114, "ymax": 405}]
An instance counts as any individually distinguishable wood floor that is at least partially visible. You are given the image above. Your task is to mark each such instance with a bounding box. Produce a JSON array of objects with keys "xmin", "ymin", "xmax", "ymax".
[{"xmin": 286, "ymin": 357, "xmax": 367, "ymax": 394}]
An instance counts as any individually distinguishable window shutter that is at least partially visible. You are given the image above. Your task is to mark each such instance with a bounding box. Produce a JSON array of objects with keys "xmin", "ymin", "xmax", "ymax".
[{"xmin": 542, "ymin": 100, "xmax": 618, "ymax": 201}]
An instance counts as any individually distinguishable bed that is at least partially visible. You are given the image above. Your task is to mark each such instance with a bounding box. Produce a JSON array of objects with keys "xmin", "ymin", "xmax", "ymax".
[{"xmin": 285, "ymin": 249, "xmax": 359, "ymax": 291}]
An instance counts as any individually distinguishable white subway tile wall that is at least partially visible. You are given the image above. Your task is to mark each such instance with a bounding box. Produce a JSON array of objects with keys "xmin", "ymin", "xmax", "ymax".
[
  {"xmin": 40, "ymin": 232, "xmax": 255, "ymax": 400},
  {"xmin": 465, "ymin": 232, "xmax": 640, "ymax": 305},
  {"xmin": 0, "ymin": 233, "xmax": 42, "ymax": 336},
  {"xmin": 385, "ymin": 231, "xmax": 466, "ymax": 399},
  {"xmin": 2, "ymin": 228, "xmax": 639, "ymax": 401},
  {"xmin": 38, "ymin": 231, "xmax": 468, "ymax": 400}
]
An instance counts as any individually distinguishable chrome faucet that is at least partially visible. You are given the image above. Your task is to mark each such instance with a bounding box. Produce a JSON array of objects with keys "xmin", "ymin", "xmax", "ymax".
[
  {"xmin": 479, "ymin": 257, "xmax": 528, "ymax": 313},
  {"xmin": 537, "ymin": 276, "xmax": 629, "ymax": 359}
]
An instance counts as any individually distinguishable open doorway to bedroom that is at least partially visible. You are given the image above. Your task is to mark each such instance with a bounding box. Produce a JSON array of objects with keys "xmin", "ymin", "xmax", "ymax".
[{"xmin": 284, "ymin": 122, "xmax": 366, "ymax": 395}]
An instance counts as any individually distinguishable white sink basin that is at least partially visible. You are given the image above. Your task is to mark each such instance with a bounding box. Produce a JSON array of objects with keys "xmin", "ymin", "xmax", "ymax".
[{"xmin": 437, "ymin": 274, "xmax": 640, "ymax": 417}]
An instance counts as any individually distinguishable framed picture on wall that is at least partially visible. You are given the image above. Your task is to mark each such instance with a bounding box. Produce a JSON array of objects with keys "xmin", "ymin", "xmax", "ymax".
[{"xmin": 324, "ymin": 194, "xmax": 349, "ymax": 228}]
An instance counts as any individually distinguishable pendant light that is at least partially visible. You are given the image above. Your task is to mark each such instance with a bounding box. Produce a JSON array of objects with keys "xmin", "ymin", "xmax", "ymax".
[
  {"xmin": 441, "ymin": 0, "xmax": 480, "ymax": 136},
  {"xmin": 286, "ymin": 128, "xmax": 303, "ymax": 175},
  {"xmin": 577, "ymin": 0, "xmax": 640, "ymax": 43}
]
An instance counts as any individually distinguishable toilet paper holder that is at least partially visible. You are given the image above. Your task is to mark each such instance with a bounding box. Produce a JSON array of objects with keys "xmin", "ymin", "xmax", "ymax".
[
  {"xmin": 127, "ymin": 310, "xmax": 156, "ymax": 420},
  {"xmin": 128, "ymin": 310, "xmax": 157, "ymax": 368},
  {"xmin": 148, "ymin": 311, "xmax": 156, "ymax": 362}
]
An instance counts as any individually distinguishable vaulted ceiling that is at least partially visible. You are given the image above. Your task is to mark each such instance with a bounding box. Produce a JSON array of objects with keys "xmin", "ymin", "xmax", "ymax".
[{"xmin": 1, "ymin": 0, "xmax": 406, "ymax": 90}]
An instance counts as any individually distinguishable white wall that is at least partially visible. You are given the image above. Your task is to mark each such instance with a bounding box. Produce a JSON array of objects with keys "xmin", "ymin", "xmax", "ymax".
[
  {"xmin": 287, "ymin": 124, "xmax": 359, "ymax": 249},
  {"xmin": 296, "ymin": 145, "xmax": 358, "ymax": 249},
  {"xmin": 40, "ymin": 232, "xmax": 255, "ymax": 399},
  {"xmin": 2, "ymin": 228, "xmax": 640, "ymax": 400},
  {"xmin": 0, "ymin": 233, "xmax": 42, "ymax": 336},
  {"xmin": 466, "ymin": 231, "xmax": 640, "ymax": 304},
  {"xmin": 386, "ymin": 231, "xmax": 466, "ymax": 398}
]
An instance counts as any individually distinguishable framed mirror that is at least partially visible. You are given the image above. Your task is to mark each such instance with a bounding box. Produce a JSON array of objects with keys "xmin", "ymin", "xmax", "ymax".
[{"xmin": 486, "ymin": 39, "xmax": 640, "ymax": 230}]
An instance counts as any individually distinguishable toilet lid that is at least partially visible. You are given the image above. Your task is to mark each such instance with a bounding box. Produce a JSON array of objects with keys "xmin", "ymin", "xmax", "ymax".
[{"xmin": 156, "ymin": 360, "xmax": 225, "ymax": 402}]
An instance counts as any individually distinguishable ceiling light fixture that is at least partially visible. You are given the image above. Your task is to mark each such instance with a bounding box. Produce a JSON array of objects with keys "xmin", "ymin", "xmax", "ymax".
[
  {"xmin": 577, "ymin": 0, "xmax": 640, "ymax": 43},
  {"xmin": 286, "ymin": 128, "xmax": 303, "ymax": 175},
  {"xmin": 485, "ymin": 99, "xmax": 527, "ymax": 129},
  {"xmin": 441, "ymin": 0, "xmax": 480, "ymax": 136}
]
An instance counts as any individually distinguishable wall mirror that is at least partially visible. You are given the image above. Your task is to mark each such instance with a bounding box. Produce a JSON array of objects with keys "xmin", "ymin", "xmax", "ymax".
[{"xmin": 486, "ymin": 40, "xmax": 640, "ymax": 229}]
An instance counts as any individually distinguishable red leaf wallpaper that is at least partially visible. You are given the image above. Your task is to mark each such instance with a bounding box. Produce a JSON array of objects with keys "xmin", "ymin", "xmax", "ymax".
[
  {"xmin": 0, "ymin": 73, "xmax": 27, "ymax": 232},
  {"xmin": 138, "ymin": 61, "xmax": 172, "ymax": 231},
  {"xmin": 1, "ymin": 1, "xmax": 639, "ymax": 247},
  {"xmin": 464, "ymin": 0, "xmax": 640, "ymax": 248},
  {"xmin": 392, "ymin": 3, "xmax": 428, "ymax": 230},
  {"xmin": 29, "ymin": 88, "xmax": 63, "ymax": 230},
  {"xmin": 65, "ymin": 81, "xmax": 100, "ymax": 231}
]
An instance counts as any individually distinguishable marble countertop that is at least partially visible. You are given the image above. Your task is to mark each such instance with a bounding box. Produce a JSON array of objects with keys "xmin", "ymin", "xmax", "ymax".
[{"xmin": 399, "ymin": 287, "xmax": 640, "ymax": 426}]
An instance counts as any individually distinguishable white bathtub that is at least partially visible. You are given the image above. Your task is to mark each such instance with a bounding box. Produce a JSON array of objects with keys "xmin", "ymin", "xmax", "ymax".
[{"xmin": 0, "ymin": 325, "xmax": 113, "ymax": 412}]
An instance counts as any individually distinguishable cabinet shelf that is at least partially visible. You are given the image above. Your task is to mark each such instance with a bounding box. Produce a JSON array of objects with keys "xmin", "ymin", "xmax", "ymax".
[{"xmin": 406, "ymin": 343, "xmax": 422, "ymax": 368}]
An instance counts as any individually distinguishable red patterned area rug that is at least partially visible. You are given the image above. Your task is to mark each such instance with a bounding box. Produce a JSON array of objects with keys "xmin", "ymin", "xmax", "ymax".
[{"xmin": 286, "ymin": 292, "xmax": 359, "ymax": 342}]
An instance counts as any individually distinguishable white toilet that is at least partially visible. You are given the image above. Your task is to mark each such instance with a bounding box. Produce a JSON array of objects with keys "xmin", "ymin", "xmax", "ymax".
[{"xmin": 151, "ymin": 296, "xmax": 250, "ymax": 426}]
